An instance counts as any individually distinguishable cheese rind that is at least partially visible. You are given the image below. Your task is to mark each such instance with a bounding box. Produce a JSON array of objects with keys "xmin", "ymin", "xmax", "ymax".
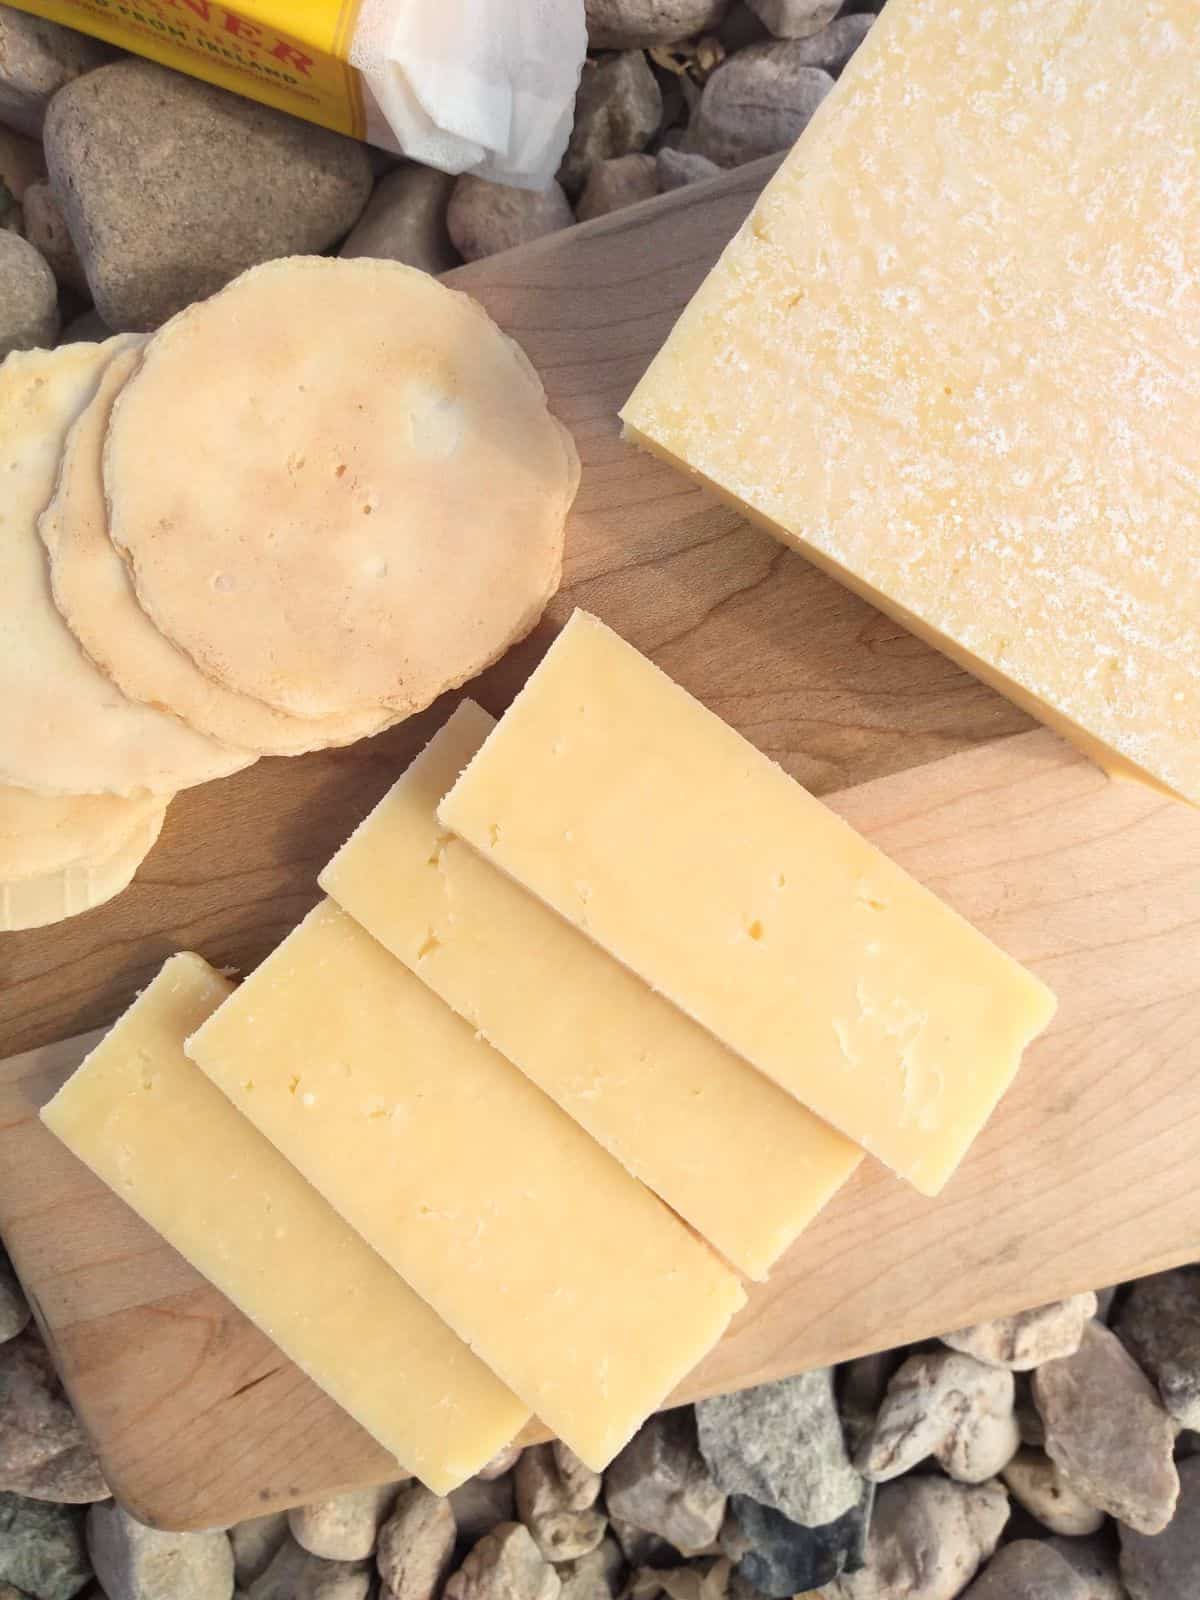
[
  {"xmin": 621, "ymin": 0, "xmax": 1200, "ymax": 807},
  {"xmin": 40, "ymin": 953, "xmax": 529, "ymax": 1494},
  {"xmin": 320, "ymin": 701, "xmax": 862, "ymax": 1280},
  {"xmin": 186, "ymin": 902, "xmax": 745, "ymax": 1469},
  {"xmin": 439, "ymin": 612, "xmax": 1057, "ymax": 1197}
]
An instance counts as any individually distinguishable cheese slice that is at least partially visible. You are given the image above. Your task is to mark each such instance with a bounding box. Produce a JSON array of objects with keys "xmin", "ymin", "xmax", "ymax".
[
  {"xmin": 41, "ymin": 953, "xmax": 529, "ymax": 1494},
  {"xmin": 186, "ymin": 901, "xmax": 745, "ymax": 1469},
  {"xmin": 320, "ymin": 700, "xmax": 862, "ymax": 1280},
  {"xmin": 439, "ymin": 612, "xmax": 1057, "ymax": 1197},
  {"xmin": 621, "ymin": 0, "xmax": 1200, "ymax": 807}
]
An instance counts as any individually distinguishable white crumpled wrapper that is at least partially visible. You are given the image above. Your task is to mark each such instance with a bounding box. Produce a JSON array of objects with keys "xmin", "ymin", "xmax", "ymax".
[{"xmin": 350, "ymin": 0, "xmax": 587, "ymax": 188}]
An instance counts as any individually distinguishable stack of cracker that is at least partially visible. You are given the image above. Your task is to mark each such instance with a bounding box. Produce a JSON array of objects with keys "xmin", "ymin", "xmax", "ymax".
[{"xmin": 0, "ymin": 258, "xmax": 579, "ymax": 929}]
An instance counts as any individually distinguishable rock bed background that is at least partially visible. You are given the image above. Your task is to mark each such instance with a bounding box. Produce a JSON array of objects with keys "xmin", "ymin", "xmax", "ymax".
[{"xmin": 2, "ymin": 2, "xmax": 1199, "ymax": 1598}]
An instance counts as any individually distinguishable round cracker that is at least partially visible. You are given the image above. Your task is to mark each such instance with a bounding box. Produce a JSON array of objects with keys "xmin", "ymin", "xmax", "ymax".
[
  {"xmin": 0, "ymin": 802, "xmax": 168, "ymax": 931},
  {"xmin": 105, "ymin": 257, "xmax": 580, "ymax": 720},
  {"xmin": 0, "ymin": 342, "xmax": 256, "ymax": 797},
  {"xmin": 41, "ymin": 345, "xmax": 394, "ymax": 757},
  {"xmin": 0, "ymin": 783, "xmax": 164, "ymax": 882}
]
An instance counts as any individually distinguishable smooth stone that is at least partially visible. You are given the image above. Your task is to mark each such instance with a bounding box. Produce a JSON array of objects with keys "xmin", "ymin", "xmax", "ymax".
[
  {"xmin": 447, "ymin": 175, "xmax": 573, "ymax": 262},
  {"xmin": 338, "ymin": 164, "xmax": 458, "ymax": 275},
  {"xmin": 757, "ymin": 13, "xmax": 873, "ymax": 73},
  {"xmin": 559, "ymin": 52, "xmax": 662, "ymax": 195},
  {"xmin": 942, "ymin": 1294, "xmax": 1098, "ymax": 1371},
  {"xmin": 1001, "ymin": 1446, "xmax": 1104, "ymax": 1536},
  {"xmin": 87, "ymin": 1502, "xmax": 233, "ymax": 1600},
  {"xmin": 857, "ymin": 1351, "xmax": 1019, "ymax": 1485},
  {"xmin": 746, "ymin": 0, "xmax": 839, "ymax": 37},
  {"xmin": 0, "ymin": 8, "xmax": 112, "ymax": 137},
  {"xmin": 0, "ymin": 1493, "xmax": 91, "ymax": 1600},
  {"xmin": 577, "ymin": 153, "xmax": 658, "ymax": 221},
  {"xmin": 1044, "ymin": 1533, "xmax": 1128, "ymax": 1600},
  {"xmin": 229, "ymin": 1514, "xmax": 288, "ymax": 1590},
  {"xmin": 1034, "ymin": 1321, "xmax": 1178, "ymax": 1535},
  {"xmin": 685, "ymin": 47, "xmax": 832, "ymax": 166},
  {"xmin": 43, "ymin": 58, "xmax": 372, "ymax": 330},
  {"xmin": 0, "ymin": 1253, "xmax": 31, "ymax": 1344},
  {"xmin": 476, "ymin": 1445, "xmax": 523, "ymax": 1483},
  {"xmin": 516, "ymin": 1445, "xmax": 606, "ymax": 1562},
  {"xmin": 448, "ymin": 1475, "xmax": 515, "ymax": 1546},
  {"xmin": 443, "ymin": 1524, "xmax": 560, "ymax": 1600},
  {"xmin": 289, "ymin": 1485, "xmax": 397, "ymax": 1562},
  {"xmin": 730, "ymin": 1483, "xmax": 873, "ymax": 1596},
  {"xmin": 0, "ymin": 1328, "xmax": 106, "ymax": 1503},
  {"xmin": 246, "ymin": 1537, "xmax": 369, "ymax": 1600},
  {"xmin": 698, "ymin": 1371, "xmax": 861, "ymax": 1527},
  {"xmin": 0, "ymin": 126, "xmax": 45, "ymax": 202},
  {"xmin": 585, "ymin": 0, "xmax": 731, "ymax": 48},
  {"xmin": 823, "ymin": 1477, "xmax": 1009, "ymax": 1600},
  {"xmin": 552, "ymin": 1443, "xmax": 603, "ymax": 1512},
  {"xmin": 608, "ymin": 1410, "xmax": 727, "ymax": 1556},
  {"xmin": 960, "ymin": 1540, "xmax": 1093, "ymax": 1600},
  {"xmin": 0, "ymin": 230, "xmax": 57, "ymax": 354},
  {"xmin": 19, "ymin": 181, "xmax": 86, "ymax": 293},
  {"xmin": 376, "ymin": 1482, "xmax": 454, "ymax": 1600},
  {"xmin": 1119, "ymin": 1454, "xmax": 1200, "ymax": 1600},
  {"xmin": 655, "ymin": 148, "xmax": 721, "ymax": 192},
  {"xmin": 557, "ymin": 1537, "xmax": 626, "ymax": 1600},
  {"xmin": 1116, "ymin": 1268, "xmax": 1200, "ymax": 1430}
]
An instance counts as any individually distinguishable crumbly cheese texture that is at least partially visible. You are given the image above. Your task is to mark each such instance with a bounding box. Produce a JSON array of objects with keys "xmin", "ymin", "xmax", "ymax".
[
  {"xmin": 41, "ymin": 954, "xmax": 528, "ymax": 1494},
  {"xmin": 440, "ymin": 613, "xmax": 1057, "ymax": 1197},
  {"xmin": 187, "ymin": 900, "xmax": 745, "ymax": 1469},
  {"xmin": 320, "ymin": 701, "xmax": 862, "ymax": 1280},
  {"xmin": 621, "ymin": 0, "xmax": 1200, "ymax": 806}
]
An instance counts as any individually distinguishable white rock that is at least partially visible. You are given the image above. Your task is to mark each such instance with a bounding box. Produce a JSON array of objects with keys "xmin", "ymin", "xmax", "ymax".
[
  {"xmin": 1001, "ymin": 1446, "xmax": 1104, "ymax": 1536},
  {"xmin": 0, "ymin": 230, "xmax": 57, "ymax": 355},
  {"xmin": 825, "ymin": 1477, "xmax": 1009, "ymax": 1600},
  {"xmin": 376, "ymin": 1481, "xmax": 454, "ymax": 1600},
  {"xmin": 856, "ymin": 1352, "xmax": 1019, "ymax": 1485},
  {"xmin": 444, "ymin": 1523, "xmax": 560, "ymax": 1600},
  {"xmin": 247, "ymin": 1536, "xmax": 369, "ymax": 1600},
  {"xmin": 942, "ymin": 1295, "xmax": 1098, "ymax": 1371},
  {"xmin": 288, "ymin": 1485, "xmax": 398, "ymax": 1562},
  {"xmin": 87, "ymin": 1502, "xmax": 234, "ymax": 1600},
  {"xmin": 608, "ymin": 1411, "xmax": 726, "ymax": 1556},
  {"xmin": 516, "ymin": 1444, "xmax": 607, "ymax": 1561}
]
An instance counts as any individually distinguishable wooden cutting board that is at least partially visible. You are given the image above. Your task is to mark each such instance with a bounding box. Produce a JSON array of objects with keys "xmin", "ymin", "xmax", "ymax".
[{"xmin": 1, "ymin": 160, "xmax": 1198, "ymax": 1530}]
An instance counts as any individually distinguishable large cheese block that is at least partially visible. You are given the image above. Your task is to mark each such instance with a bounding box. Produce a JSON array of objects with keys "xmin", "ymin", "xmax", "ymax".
[
  {"xmin": 622, "ymin": 0, "xmax": 1200, "ymax": 807},
  {"xmin": 439, "ymin": 612, "xmax": 1057, "ymax": 1197},
  {"xmin": 186, "ymin": 901, "xmax": 745, "ymax": 1469},
  {"xmin": 320, "ymin": 701, "xmax": 862, "ymax": 1280},
  {"xmin": 40, "ymin": 954, "xmax": 529, "ymax": 1494}
]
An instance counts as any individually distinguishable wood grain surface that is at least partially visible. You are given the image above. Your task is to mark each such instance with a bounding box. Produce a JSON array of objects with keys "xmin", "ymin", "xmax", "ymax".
[{"xmin": 1, "ymin": 163, "xmax": 1196, "ymax": 1529}]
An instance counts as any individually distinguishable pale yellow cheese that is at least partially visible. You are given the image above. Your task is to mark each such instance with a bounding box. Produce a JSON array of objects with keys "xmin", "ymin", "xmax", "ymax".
[
  {"xmin": 320, "ymin": 700, "xmax": 862, "ymax": 1280},
  {"xmin": 621, "ymin": 0, "xmax": 1200, "ymax": 807},
  {"xmin": 41, "ymin": 953, "xmax": 529, "ymax": 1494},
  {"xmin": 186, "ymin": 901, "xmax": 745, "ymax": 1469},
  {"xmin": 439, "ymin": 612, "xmax": 1057, "ymax": 1197}
]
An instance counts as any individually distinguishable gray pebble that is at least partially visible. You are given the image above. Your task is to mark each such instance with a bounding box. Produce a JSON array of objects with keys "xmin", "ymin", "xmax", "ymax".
[
  {"xmin": 0, "ymin": 1492, "xmax": 91, "ymax": 1600},
  {"xmin": 559, "ymin": 52, "xmax": 662, "ymax": 195},
  {"xmin": 443, "ymin": 1523, "xmax": 559, "ymax": 1600},
  {"xmin": 44, "ymin": 58, "xmax": 372, "ymax": 330},
  {"xmin": 585, "ymin": 0, "xmax": 731, "ymax": 49},
  {"xmin": 0, "ymin": 231, "xmax": 57, "ymax": 355},
  {"xmin": 0, "ymin": 126, "xmax": 46, "ymax": 202},
  {"xmin": 557, "ymin": 1536, "xmax": 625, "ymax": 1600},
  {"xmin": 247, "ymin": 1536, "xmax": 369, "ymax": 1600},
  {"xmin": 1119, "ymin": 1454, "xmax": 1200, "ymax": 1600},
  {"xmin": 857, "ymin": 1351, "xmax": 1019, "ymax": 1486},
  {"xmin": 961, "ymin": 1539, "xmax": 1093, "ymax": 1600},
  {"xmin": 376, "ymin": 1481, "xmax": 454, "ymax": 1600},
  {"xmin": 228, "ymin": 1514, "xmax": 288, "ymax": 1590},
  {"xmin": 87, "ymin": 1501, "xmax": 233, "ymax": 1600},
  {"xmin": 0, "ymin": 1328, "xmax": 106, "ymax": 1503},
  {"xmin": 577, "ymin": 154, "xmax": 658, "ymax": 221},
  {"xmin": 447, "ymin": 176, "xmax": 574, "ymax": 262},
  {"xmin": 339, "ymin": 164, "xmax": 459, "ymax": 275},
  {"xmin": 655, "ymin": 148, "xmax": 721, "ymax": 192},
  {"xmin": 0, "ymin": 7, "xmax": 112, "ymax": 137},
  {"xmin": 515, "ymin": 1445, "xmax": 606, "ymax": 1563},
  {"xmin": 943, "ymin": 1294, "xmax": 1098, "ymax": 1371},
  {"xmin": 57, "ymin": 308, "xmax": 112, "ymax": 345},
  {"xmin": 765, "ymin": 13, "xmax": 873, "ymax": 74},
  {"xmin": 746, "ymin": 0, "xmax": 839, "ymax": 38},
  {"xmin": 19, "ymin": 182, "xmax": 86, "ymax": 294},
  {"xmin": 608, "ymin": 1410, "xmax": 726, "ymax": 1557},
  {"xmin": 1116, "ymin": 1268, "xmax": 1200, "ymax": 1430},
  {"xmin": 476, "ymin": 1446, "xmax": 522, "ymax": 1483},
  {"xmin": 685, "ymin": 48, "xmax": 832, "ymax": 166},
  {"xmin": 822, "ymin": 1477, "xmax": 1009, "ymax": 1600}
]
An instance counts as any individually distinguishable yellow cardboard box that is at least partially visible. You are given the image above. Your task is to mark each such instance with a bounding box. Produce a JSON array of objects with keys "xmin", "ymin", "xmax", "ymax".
[{"xmin": 13, "ymin": 1, "xmax": 367, "ymax": 140}]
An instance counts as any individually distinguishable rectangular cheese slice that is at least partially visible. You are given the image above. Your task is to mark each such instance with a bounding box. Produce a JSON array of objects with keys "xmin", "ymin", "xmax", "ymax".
[
  {"xmin": 439, "ymin": 612, "xmax": 1057, "ymax": 1196},
  {"xmin": 320, "ymin": 701, "xmax": 862, "ymax": 1281},
  {"xmin": 39, "ymin": 954, "xmax": 529, "ymax": 1495},
  {"xmin": 621, "ymin": 0, "xmax": 1200, "ymax": 807},
  {"xmin": 186, "ymin": 902, "xmax": 745, "ymax": 1469}
]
